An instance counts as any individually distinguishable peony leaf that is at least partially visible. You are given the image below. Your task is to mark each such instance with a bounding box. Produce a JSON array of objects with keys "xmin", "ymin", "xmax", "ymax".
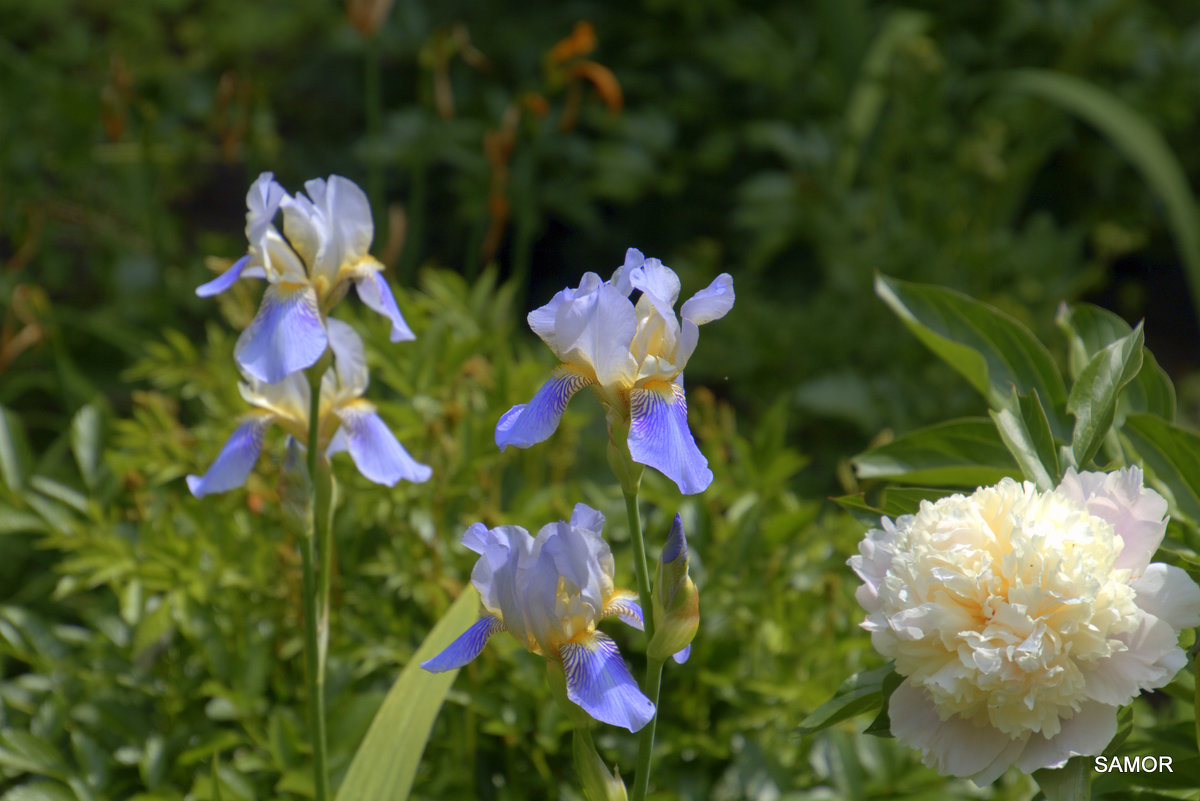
[
  {"xmin": 874, "ymin": 274, "xmax": 1069, "ymax": 438},
  {"xmin": 1067, "ymin": 323, "xmax": 1143, "ymax": 470},
  {"xmin": 833, "ymin": 488, "xmax": 959, "ymax": 527},
  {"xmin": 852, "ymin": 418, "xmax": 1019, "ymax": 487},
  {"xmin": 1033, "ymin": 756, "xmax": 1091, "ymax": 801},
  {"xmin": 990, "ymin": 389, "xmax": 1059, "ymax": 491},
  {"xmin": 795, "ymin": 664, "xmax": 899, "ymax": 736},
  {"xmin": 334, "ymin": 586, "xmax": 480, "ymax": 801},
  {"xmin": 1056, "ymin": 303, "xmax": 1175, "ymax": 422},
  {"xmin": 1121, "ymin": 414, "xmax": 1200, "ymax": 525}
]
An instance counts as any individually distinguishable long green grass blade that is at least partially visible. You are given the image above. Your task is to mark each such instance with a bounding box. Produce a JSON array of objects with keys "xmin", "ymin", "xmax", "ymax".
[
  {"xmin": 1001, "ymin": 69, "xmax": 1200, "ymax": 326},
  {"xmin": 335, "ymin": 586, "xmax": 480, "ymax": 801}
]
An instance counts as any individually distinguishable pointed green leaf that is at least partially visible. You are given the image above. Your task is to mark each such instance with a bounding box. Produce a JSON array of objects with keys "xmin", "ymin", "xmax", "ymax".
[
  {"xmin": 862, "ymin": 669, "xmax": 904, "ymax": 737},
  {"xmin": 796, "ymin": 664, "xmax": 898, "ymax": 736},
  {"xmin": 1002, "ymin": 69, "xmax": 1200, "ymax": 331},
  {"xmin": 1121, "ymin": 414, "xmax": 1200, "ymax": 524},
  {"xmin": 1056, "ymin": 303, "xmax": 1175, "ymax": 421},
  {"xmin": 852, "ymin": 418, "xmax": 1018, "ymax": 487},
  {"xmin": 335, "ymin": 586, "xmax": 481, "ymax": 801},
  {"xmin": 1033, "ymin": 755, "xmax": 1091, "ymax": 801},
  {"xmin": 70, "ymin": 404, "xmax": 103, "ymax": 492},
  {"xmin": 875, "ymin": 274, "xmax": 1068, "ymax": 436},
  {"xmin": 1068, "ymin": 324, "xmax": 1143, "ymax": 469},
  {"xmin": 0, "ymin": 406, "xmax": 32, "ymax": 492},
  {"xmin": 833, "ymin": 487, "xmax": 960, "ymax": 527},
  {"xmin": 990, "ymin": 389, "xmax": 1059, "ymax": 490}
]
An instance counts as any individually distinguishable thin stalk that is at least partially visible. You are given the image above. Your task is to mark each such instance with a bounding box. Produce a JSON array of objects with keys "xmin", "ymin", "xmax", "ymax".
[
  {"xmin": 364, "ymin": 38, "xmax": 384, "ymax": 242},
  {"xmin": 304, "ymin": 381, "xmax": 330, "ymax": 801},
  {"xmin": 624, "ymin": 489, "xmax": 664, "ymax": 801}
]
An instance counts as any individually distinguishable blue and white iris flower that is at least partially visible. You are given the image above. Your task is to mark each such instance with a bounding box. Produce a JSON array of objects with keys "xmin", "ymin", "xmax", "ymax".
[
  {"xmin": 197, "ymin": 172, "xmax": 414, "ymax": 383},
  {"xmin": 187, "ymin": 318, "xmax": 430, "ymax": 497},
  {"xmin": 495, "ymin": 248, "xmax": 733, "ymax": 495},
  {"xmin": 422, "ymin": 504, "xmax": 656, "ymax": 732}
]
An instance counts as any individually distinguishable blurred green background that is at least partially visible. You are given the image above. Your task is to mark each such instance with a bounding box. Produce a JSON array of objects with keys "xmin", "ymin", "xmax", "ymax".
[{"xmin": 3, "ymin": 1, "xmax": 1200, "ymax": 799}]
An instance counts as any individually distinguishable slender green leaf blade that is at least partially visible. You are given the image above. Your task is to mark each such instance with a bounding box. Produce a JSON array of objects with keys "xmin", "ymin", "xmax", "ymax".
[
  {"xmin": 990, "ymin": 390, "xmax": 1059, "ymax": 490},
  {"xmin": 70, "ymin": 404, "xmax": 103, "ymax": 492},
  {"xmin": 1121, "ymin": 413, "xmax": 1200, "ymax": 523},
  {"xmin": 796, "ymin": 664, "xmax": 898, "ymax": 736},
  {"xmin": 0, "ymin": 406, "xmax": 31, "ymax": 492},
  {"xmin": 833, "ymin": 487, "xmax": 960, "ymax": 526},
  {"xmin": 852, "ymin": 418, "xmax": 1019, "ymax": 487},
  {"xmin": 1002, "ymin": 69, "xmax": 1200, "ymax": 331},
  {"xmin": 335, "ymin": 586, "xmax": 481, "ymax": 801},
  {"xmin": 1068, "ymin": 324, "xmax": 1144, "ymax": 469},
  {"xmin": 875, "ymin": 274, "xmax": 1068, "ymax": 435}
]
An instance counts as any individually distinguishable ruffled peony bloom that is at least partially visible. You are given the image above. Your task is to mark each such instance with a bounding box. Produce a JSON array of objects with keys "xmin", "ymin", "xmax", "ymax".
[
  {"xmin": 494, "ymin": 248, "xmax": 733, "ymax": 495},
  {"xmin": 197, "ymin": 172, "xmax": 414, "ymax": 383},
  {"xmin": 421, "ymin": 503, "xmax": 655, "ymax": 732},
  {"xmin": 187, "ymin": 318, "xmax": 430, "ymax": 496},
  {"xmin": 849, "ymin": 468, "xmax": 1200, "ymax": 785}
]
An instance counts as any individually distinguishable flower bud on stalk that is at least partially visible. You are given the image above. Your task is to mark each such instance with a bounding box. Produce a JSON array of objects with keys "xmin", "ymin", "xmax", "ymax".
[
  {"xmin": 572, "ymin": 728, "xmax": 629, "ymax": 801},
  {"xmin": 648, "ymin": 515, "xmax": 698, "ymax": 663}
]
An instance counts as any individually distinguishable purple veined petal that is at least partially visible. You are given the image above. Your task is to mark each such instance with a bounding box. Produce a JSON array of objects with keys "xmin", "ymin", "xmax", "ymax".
[
  {"xmin": 355, "ymin": 271, "xmax": 416, "ymax": 342},
  {"xmin": 560, "ymin": 631, "xmax": 656, "ymax": 732},
  {"xmin": 601, "ymin": 590, "xmax": 644, "ymax": 631},
  {"xmin": 421, "ymin": 614, "xmax": 505, "ymax": 673},
  {"xmin": 186, "ymin": 414, "xmax": 274, "ymax": 497},
  {"xmin": 328, "ymin": 401, "xmax": 432, "ymax": 486},
  {"xmin": 678, "ymin": 273, "xmax": 734, "ymax": 366},
  {"xmin": 627, "ymin": 378, "xmax": 713, "ymax": 495},
  {"xmin": 196, "ymin": 255, "xmax": 255, "ymax": 298},
  {"xmin": 495, "ymin": 365, "xmax": 595, "ymax": 452},
  {"xmin": 672, "ymin": 644, "xmax": 692, "ymax": 664},
  {"xmin": 235, "ymin": 284, "xmax": 327, "ymax": 383}
]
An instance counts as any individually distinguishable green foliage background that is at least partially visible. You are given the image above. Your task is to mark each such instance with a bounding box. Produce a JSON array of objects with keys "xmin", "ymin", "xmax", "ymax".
[{"xmin": 3, "ymin": 0, "xmax": 1200, "ymax": 799}]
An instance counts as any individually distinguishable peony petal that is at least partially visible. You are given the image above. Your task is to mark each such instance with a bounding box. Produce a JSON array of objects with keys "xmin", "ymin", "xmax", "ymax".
[
  {"xmin": 355, "ymin": 271, "xmax": 416, "ymax": 342},
  {"xmin": 1130, "ymin": 562, "xmax": 1200, "ymax": 631},
  {"xmin": 1012, "ymin": 701, "xmax": 1118, "ymax": 774},
  {"xmin": 560, "ymin": 632, "xmax": 656, "ymax": 732},
  {"xmin": 1082, "ymin": 610, "xmax": 1183, "ymax": 705},
  {"xmin": 889, "ymin": 681, "xmax": 1027, "ymax": 785},
  {"xmin": 627, "ymin": 378, "xmax": 712, "ymax": 495},
  {"xmin": 186, "ymin": 415, "xmax": 273, "ymax": 497},
  {"xmin": 235, "ymin": 284, "xmax": 327, "ymax": 383},
  {"xmin": 1055, "ymin": 466, "xmax": 1167, "ymax": 575},
  {"xmin": 328, "ymin": 402, "xmax": 431, "ymax": 486},
  {"xmin": 678, "ymin": 273, "xmax": 734, "ymax": 366},
  {"xmin": 495, "ymin": 366, "xmax": 595, "ymax": 452},
  {"xmin": 420, "ymin": 614, "xmax": 505, "ymax": 673},
  {"xmin": 196, "ymin": 255, "xmax": 255, "ymax": 297}
]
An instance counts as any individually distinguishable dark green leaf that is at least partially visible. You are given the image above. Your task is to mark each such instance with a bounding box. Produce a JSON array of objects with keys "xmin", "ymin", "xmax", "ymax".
[
  {"xmin": 862, "ymin": 669, "xmax": 904, "ymax": 737},
  {"xmin": 1121, "ymin": 414, "xmax": 1200, "ymax": 524},
  {"xmin": 796, "ymin": 664, "xmax": 898, "ymax": 736},
  {"xmin": 70, "ymin": 404, "xmax": 103, "ymax": 492},
  {"xmin": 1068, "ymin": 324, "xmax": 1143, "ymax": 469},
  {"xmin": 875, "ymin": 274, "xmax": 1068, "ymax": 436},
  {"xmin": 833, "ymin": 487, "xmax": 960, "ymax": 527},
  {"xmin": 1033, "ymin": 756, "xmax": 1091, "ymax": 801},
  {"xmin": 0, "ymin": 406, "xmax": 31, "ymax": 492},
  {"xmin": 853, "ymin": 418, "xmax": 1019, "ymax": 487},
  {"xmin": 990, "ymin": 389, "xmax": 1060, "ymax": 489}
]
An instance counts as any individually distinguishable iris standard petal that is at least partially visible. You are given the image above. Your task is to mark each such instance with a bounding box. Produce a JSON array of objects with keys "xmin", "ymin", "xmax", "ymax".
[
  {"xmin": 421, "ymin": 614, "xmax": 505, "ymax": 673},
  {"xmin": 186, "ymin": 414, "xmax": 273, "ymax": 497},
  {"xmin": 495, "ymin": 365, "xmax": 595, "ymax": 452},
  {"xmin": 560, "ymin": 632, "xmax": 656, "ymax": 732},
  {"xmin": 556, "ymin": 282, "xmax": 639, "ymax": 388},
  {"xmin": 196, "ymin": 255, "xmax": 255, "ymax": 298},
  {"xmin": 628, "ymin": 379, "xmax": 713, "ymax": 495},
  {"xmin": 527, "ymin": 273, "xmax": 605, "ymax": 359},
  {"xmin": 325, "ymin": 317, "xmax": 369, "ymax": 397},
  {"xmin": 235, "ymin": 284, "xmax": 327, "ymax": 383},
  {"xmin": 320, "ymin": 175, "xmax": 374, "ymax": 269},
  {"xmin": 678, "ymin": 273, "xmax": 735, "ymax": 366},
  {"xmin": 355, "ymin": 271, "xmax": 416, "ymax": 342},
  {"xmin": 246, "ymin": 172, "xmax": 287, "ymax": 245},
  {"xmin": 328, "ymin": 401, "xmax": 432, "ymax": 485}
]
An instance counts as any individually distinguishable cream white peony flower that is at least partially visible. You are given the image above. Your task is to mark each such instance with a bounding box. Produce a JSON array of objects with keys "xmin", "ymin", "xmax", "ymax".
[{"xmin": 849, "ymin": 467, "xmax": 1200, "ymax": 785}]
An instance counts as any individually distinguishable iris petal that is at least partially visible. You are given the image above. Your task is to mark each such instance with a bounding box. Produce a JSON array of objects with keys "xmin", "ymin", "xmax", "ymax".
[
  {"xmin": 678, "ymin": 273, "xmax": 735, "ymax": 366},
  {"xmin": 560, "ymin": 631, "xmax": 656, "ymax": 732},
  {"xmin": 601, "ymin": 591, "xmax": 644, "ymax": 631},
  {"xmin": 495, "ymin": 366, "xmax": 595, "ymax": 452},
  {"xmin": 421, "ymin": 614, "xmax": 505, "ymax": 673},
  {"xmin": 628, "ymin": 378, "xmax": 712, "ymax": 495},
  {"xmin": 235, "ymin": 284, "xmax": 327, "ymax": 383},
  {"xmin": 356, "ymin": 271, "xmax": 416, "ymax": 342},
  {"xmin": 186, "ymin": 415, "xmax": 273, "ymax": 497},
  {"xmin": 196, "ymin": 255, "xmax": 255, "ymax": 298},
  {"xmin": 329, "ymin": 403, "xmax": 432, "ymax": 486}
]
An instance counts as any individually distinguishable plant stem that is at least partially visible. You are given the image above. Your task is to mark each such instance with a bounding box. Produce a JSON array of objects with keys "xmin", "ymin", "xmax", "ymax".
[
  {"xmin": 304, "ymin": 379, "xmax": 330, "ymax": 801},
  {"xmin": 364, "ymin": 37, "xmax": 384, "ymax": 242},
  {"xmin": 624, "ymin": 489, "xmax": 664, "ymax": 801}
]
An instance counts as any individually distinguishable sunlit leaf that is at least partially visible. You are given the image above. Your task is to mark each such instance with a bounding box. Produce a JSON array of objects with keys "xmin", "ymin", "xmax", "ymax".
[
  {"xmin": 852, "ymin": 418, "xmax": 1018, "ymax": 487},
  {"xmin": 796, "ymin": 664, "xmax": 898, "ymax": 736},
  {"xmin": 1121, "ymin": 414, "xmax": 1200, "ymax": 524},
  {"xmin": 990, "ymin": 389, "xmax": 1059, "ymax": 490},
  {"xmin": 1067, "ymin": 324, "xmax": 1143, "ymax": 469}
]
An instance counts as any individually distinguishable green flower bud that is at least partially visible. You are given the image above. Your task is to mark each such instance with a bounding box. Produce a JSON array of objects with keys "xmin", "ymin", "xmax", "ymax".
[
  {"xmin": 647, "ymin": 514, "xmax": 699, "ymax": 662},
  {"xmin": 572, "ymin": 729, "xmax": 628, "ymax": 801}
]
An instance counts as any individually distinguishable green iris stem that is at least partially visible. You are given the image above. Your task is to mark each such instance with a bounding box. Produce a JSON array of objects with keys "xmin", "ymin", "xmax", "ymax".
[
  {"xmin": 304, "ymin": 376, "xmax": 331, "ymax": 801},
  {"xmin": 624, "ymin": 489, "xmax": 664, "ymax": 801}
]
